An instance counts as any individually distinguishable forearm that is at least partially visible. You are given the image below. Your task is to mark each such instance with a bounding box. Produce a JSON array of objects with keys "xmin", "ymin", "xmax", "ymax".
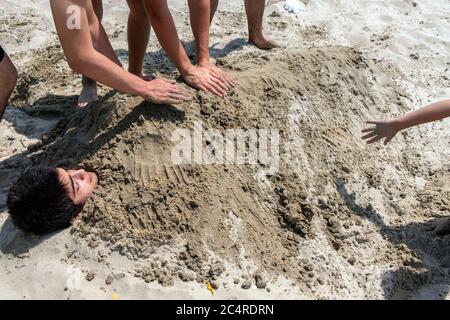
[
  {"xmin": 51, "ymin": 0, "xmax": 144, "ymax": 96},
  {"xmin": 73, "ymin": 50, "xmax": 147, "ymax": 96},
  {"xmin": 188, "ymin": 0, "xmax": 211, "ymax": 64},
  {"xmin": 144, "ymin": 0, "xmax": 193, "ymax": 74},
  {"xmin": 394, "ymin": 99, "xmax": 450, "ymax": 131}
]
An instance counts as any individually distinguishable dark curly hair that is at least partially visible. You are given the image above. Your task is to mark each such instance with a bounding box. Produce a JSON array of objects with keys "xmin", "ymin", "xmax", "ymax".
[{"xmin": 7, "ymin": 166, "xmax": 83, "ymax": 235}]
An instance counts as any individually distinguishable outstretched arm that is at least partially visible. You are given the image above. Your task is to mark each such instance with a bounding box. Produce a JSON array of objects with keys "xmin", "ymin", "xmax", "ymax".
[
  {"xmin": 144, "ymin": 0, "xmax": 230, "ymax": 97},
  {"xmin": 362, "ymin": 99, "xmax": 450, "ymax": 145},
  {"xmin": 188, "ymin": 0, "xmax": 236, "ymax": 89},
  {"xmin": 50, "ymin": 0, "xmax": 191, "ymax": 104},
  {"xmin": 393, "ymin": 99, "xmax": 450, "ymax": 129},
  {"xmin": 142, "ymin": 0, "xmax": 191, "ymax": 74}
]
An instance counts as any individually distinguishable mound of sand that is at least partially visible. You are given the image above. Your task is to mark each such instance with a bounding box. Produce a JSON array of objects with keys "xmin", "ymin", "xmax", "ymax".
[{"xmin": 3, "ymin": 43, "xmax": 448, "ymax": 297}]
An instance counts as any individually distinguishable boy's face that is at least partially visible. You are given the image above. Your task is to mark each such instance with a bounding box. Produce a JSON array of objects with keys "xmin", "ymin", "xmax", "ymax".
[{"xmin": 57, "ymin": 168, "xmax": 98, "ymax": 205}]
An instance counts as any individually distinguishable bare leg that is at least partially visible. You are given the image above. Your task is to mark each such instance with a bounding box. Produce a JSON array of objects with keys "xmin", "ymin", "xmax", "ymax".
[
  {"xmin": 188, "ymin": 0, "xmax": 236, "ymax": 89},
  {"xmin": 0, "ymin": 52, "xmax": 17, "ymax": 157},
  {"xmin": 0, "ymin": 53, "xmax": 17, "ymax": 121},
  {"xmin": 188, "ymin": 0, "xmax": 210, "ymax": 66},
  {"xmin": 127, "ymin": 0, "xmax": 151, "ymax": 78},
  {"xmin": 78, "ymin": 0, "xmax": 120, "ymax": 108},
  {"xmin": 92, "ymin": 0, "xmax": 103, "ymax": 20},
  {"xmin": 78, "ymin": 0, "xmax": 102, "ymax": 107},
  {"xmin": 244, "ymin": 0, "xmax": 277, "ymax": 50},
  {"xmin": 89, "ymin": 3, "xmax": 122, "ymax": 65},
  {"xmin": 210, "ymin": 0, "xmax": 219, "ymax": 23},
  {"xmin": 144, "ymin": 0, "xmax": 229, "ymax": 97},
  {"xmin": 78, "ymin": 76, "xmax": 98, "ymax": 108},
  {"xmin": 78, "ymin": 0, "xmax": 122, "ymax": 108}
]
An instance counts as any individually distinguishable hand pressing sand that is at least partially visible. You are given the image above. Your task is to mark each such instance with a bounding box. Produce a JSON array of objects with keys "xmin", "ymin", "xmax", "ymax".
[
  {"xmin": 198, "ymin": 60, "xmax": 237, "ymax": 91},
  {"xmin": 182, "ymin": 65, "xmax": 230, "ymax": 97},
  {"xmin": 188, "ymin": 0, "xmax": 237, "ymax": 93},
  {"xmin": 144, "ymin": 78, "xmax": 194, "ymax": 105},
  {"xmin": 51, "ymin": 0, "xmax": 192, "ymax": 107}
]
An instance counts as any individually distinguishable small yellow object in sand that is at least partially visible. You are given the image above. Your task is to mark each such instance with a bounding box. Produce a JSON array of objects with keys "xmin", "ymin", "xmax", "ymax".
[
  {"xmin": 112, "ymin": 293, "xmax": 119, "ymax": 300},
  {"xmin": 206, "ymin": 283, "xmax": 215, "ymax": 296}
]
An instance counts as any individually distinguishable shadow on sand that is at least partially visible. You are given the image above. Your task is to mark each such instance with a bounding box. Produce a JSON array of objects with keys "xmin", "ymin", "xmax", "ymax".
[
  {"xmin": 0, "ymin": 37, "xmax": 250, "ymax": 253},
  {"xmin": 0, "ymin": 90, "xmax": 186, "ymax": 249},
  {"xmin": 336, "ymin": 178, "xmax": 450, "ymax": 299},
  {"xmin": 115, "ymin": 38, "xmax": 249, "ymax": 75},
  {"xmin": 0, "ymin": 216, "xmax": 64, "ymax": 256}
]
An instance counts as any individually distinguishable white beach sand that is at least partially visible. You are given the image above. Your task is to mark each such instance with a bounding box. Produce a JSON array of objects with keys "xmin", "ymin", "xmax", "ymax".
[{"xmin": 0, "ymin": 0, "xmax": 449, "ymax": 300}]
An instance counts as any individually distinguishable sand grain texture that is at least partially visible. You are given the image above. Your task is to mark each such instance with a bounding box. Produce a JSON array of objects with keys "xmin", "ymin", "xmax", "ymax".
[{"xmin": 0, "ymin": 0, "xmax": 449, "ymax": 299}]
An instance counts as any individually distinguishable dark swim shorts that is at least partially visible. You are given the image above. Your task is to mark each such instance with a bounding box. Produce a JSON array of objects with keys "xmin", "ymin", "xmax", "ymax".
[{"xmin": 0, "ymin": 45, "xmax": 4, "ymax": 63}]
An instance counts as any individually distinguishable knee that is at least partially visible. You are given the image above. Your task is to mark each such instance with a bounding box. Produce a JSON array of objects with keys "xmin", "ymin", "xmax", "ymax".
[
  {"xmin": 144, "ymin": 0, "xmax": 167, "ymax": 21},
  {"xmin": 129, "ymin": 1, "xmax": 148, "ymax": 19}
]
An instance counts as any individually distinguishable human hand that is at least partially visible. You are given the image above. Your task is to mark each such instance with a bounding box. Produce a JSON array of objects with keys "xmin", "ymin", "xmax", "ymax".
[
  {"xmin": 182, "ymin": 66, "xmax": 230, "ymax": 97},
  {"xmin": 361, "ymin": 120, "xmax": 399, "ymax": 145},
  {"xmin": 143, "ymin": 78, "xmax": 193, "ymax": 105},
  {"xmin": 198, "ymin": 60, "xmax": 237, "ymax": 90}
]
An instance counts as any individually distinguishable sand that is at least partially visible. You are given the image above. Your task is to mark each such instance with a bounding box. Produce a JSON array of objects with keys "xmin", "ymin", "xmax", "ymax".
[{"xmin": 0, "ymin": 0, "xmax": 449, "ymax": 300}]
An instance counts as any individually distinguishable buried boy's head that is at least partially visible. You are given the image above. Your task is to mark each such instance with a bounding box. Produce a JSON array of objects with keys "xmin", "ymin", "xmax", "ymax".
[{"xmin": 7, "ymin": 166, "xmax": 98, "ymax": 235}]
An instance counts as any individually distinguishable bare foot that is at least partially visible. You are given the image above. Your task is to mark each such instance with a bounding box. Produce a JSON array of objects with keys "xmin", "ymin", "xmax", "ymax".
[
  {"xmin": 427, "ymin": 217, "xmax": 450, "ymax": 236},
  {"xmin": 249, "ymin": 35, "xmax": 279, "ymax": 50},
  {"xmin": 78, "ymin": 79, "xmax": 99, "ymax": 108},
  {"xmin": 129, "ymin": 68, "xmax": 156, "ymax": 82}
]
